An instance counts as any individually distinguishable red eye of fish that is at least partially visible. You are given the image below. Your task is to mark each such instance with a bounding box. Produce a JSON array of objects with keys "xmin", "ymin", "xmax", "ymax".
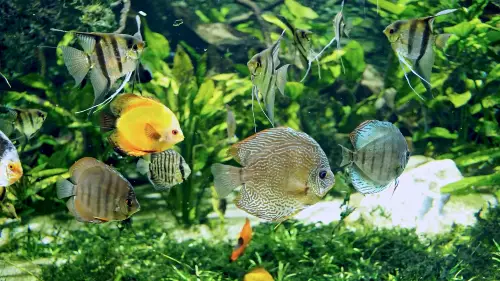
[{"xmin": 172, "ymin": 129, "xmax": 178, "ymax": 136}]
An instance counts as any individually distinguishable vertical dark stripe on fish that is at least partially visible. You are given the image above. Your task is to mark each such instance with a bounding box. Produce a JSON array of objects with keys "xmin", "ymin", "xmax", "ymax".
[
  {"xmin": 370, "ymin": 147, "xmax": 376, "ymax": 176},
  {"xmin": 408, "ymin": 20, "xmax": 418, "ymax": 56},
  {"xmin": 95, "ymin": 38, "xmax": 111, "ymax": 92},
  {"xmin": 95, "ymin": 171, "xmax": 105, "ymax": 217},
  {"xmin": 104, "ymin": 169, "xmax": 113, "ymax": 218},
  {"xmin": 179, "ymin": 156, "xmax": 185, "ymax": 181},
  {"xmin": 416, "ymin": 20, "xmax": 431, "ymax": 66},
  {"xmin": 378, "ymin": 139, "xmax": 388, "ymax": 179},
  {"xmin": 109, "ymin": 36, "xmax": 123, "ymax": 74},
  {"xmin": 294, "ymin": 32, "xmax": 309, "ymax": 62}
]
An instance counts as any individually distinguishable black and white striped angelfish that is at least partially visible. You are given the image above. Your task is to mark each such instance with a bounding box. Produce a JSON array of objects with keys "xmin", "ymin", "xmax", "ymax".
[
  {"xmin": 280, "ymin": 17, "xmax": 320, "ymax": 82},
  {"xmin": 136, "ymin": 149, "xmax": 191, "ymax": 191},
  {"xmin": 247, "ymin": 29, "xmax": 290, "ymax": 130},
  {"xmin": 339, "ymin": 120, "xmax": 411, "ymax": 195},
  {"xmin": 0, "ymin": 106, "xmax": 47, "ymax": 140},
  {"xmin": 383, "ymin": 9, "xmax": 457, "ymax": 99},
  {"xmin": 52, "ymin": 15, "xmax": 145, "ymax": 115}
]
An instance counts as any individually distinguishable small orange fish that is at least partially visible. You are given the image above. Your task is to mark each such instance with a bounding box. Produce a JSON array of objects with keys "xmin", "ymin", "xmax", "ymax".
[
  {"xmin": 244, "ymin": 267, "xmax": 274, "ymax": 281},
  {"xmin": 100, "ymin": 94, "xmax": 184, "ymax": 156},
  {"xmin": 230, "ymin": 218, "xmax": 252, "ymax": 262}
]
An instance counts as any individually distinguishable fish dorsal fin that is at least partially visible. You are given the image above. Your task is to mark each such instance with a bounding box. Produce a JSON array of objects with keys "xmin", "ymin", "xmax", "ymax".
[
  {"xmin": 133, "ymin": 15, "xmax": 143, "ymax": 41},
  {"xmin": 271, "ymin": 29, "xmax": 286, "ymax": 66},
  {"xmin": 69, "ymin": 157, "xmax": 107, "ymax": 183},
  {"xmin": 110, "ymin": 93, "xmax": 157, "ymax": 116},
  {"xmin": 428, "ymin": 8, "xmax": 457, "ymax": 31},
  {"xmin": 76, "ymin": 33, "xmax": 96, "ymax": 54},
  {"xmin": 229, "ymin": 127, "xmax": 295, "ymax": 166},
  {"xmin": 350, "ymin": 120, "xmax": 396, "ymax": 149}
]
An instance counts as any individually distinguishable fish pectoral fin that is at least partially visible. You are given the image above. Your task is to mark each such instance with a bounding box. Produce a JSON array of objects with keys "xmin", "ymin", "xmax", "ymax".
[
  {"xmin": 275, "ymin": 64, "xmax": 290, "ymax": 96},
  {"xmin": 144, "ymin": 123, "xmax": 162, "ymax": 140},
  {"xmin": 93, "ymin": 217, "xmax": 109, "ymax": 223},
  {"xmin": 60, "ymin": 46, "xmax": 90, "ymax": 87},
  {"xmin": 350, "ymin": 165, "xmax": 390, "ymax": 194}
]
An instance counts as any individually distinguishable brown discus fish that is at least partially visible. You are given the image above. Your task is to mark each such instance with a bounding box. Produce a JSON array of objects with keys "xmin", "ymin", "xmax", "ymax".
[
  {"xmin": 339, "ymin": 120, "xmax": 410, "ymax": 194},
  {"xmin": 56, "ymin": 157, "xmax": 140, "ymax": 223},
  {"xmin": 211, "ymin": 127, "xmax": 335, "ymax": 222}
]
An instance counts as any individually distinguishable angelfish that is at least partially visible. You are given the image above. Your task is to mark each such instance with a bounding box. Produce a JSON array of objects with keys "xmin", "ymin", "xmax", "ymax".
[
  {"xmin": 52, "ymin": 15, "xmax": 145, "ymax": 115},
  {"xmin": 383, "ymin": 9, "xmax": 457, "ymax": 99},
  {"xmin": 339, "ymin": 120, "xmax": 410, "ymax": 194},
  {"xmin": 313, "ymin": 1, "xmax": 351, "ymax": 74},
  {"xmin": 247, "ymin": 30, "xmax": 290, "ymax": 130},
  {"xmin": 280, "ymin": 17, "xmax": 320, "ymax": 82}
]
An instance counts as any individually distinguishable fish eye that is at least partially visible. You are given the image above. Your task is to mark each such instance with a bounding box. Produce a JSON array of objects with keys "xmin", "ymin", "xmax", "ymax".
[
  {"xmin": 172, "ymin": 129, "xmax": 178, "ymax": 136},
  {"xmin": 132, "ymin": 44, "xmax": 138, "ymax": 51},
  {"xmin": 319, "ymin": 170, "xmax": 327, "ymax": 179},
  {"xmin": 126, "ymin": 198, "xmax": 132, "ymax": 207},
  {"xmin": 8, "ymin": 164, "xmax": 14, "ymax": 170},
  {"xmin": 389, "ymin": 28, "xmax": 395, "ymax": 34}
]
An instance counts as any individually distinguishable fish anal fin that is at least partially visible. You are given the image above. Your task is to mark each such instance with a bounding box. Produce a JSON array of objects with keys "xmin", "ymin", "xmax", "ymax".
[
  {"xmin": 93, "ymin": 217, "xmax": 109, "ymax": 223},
  {"xmin": 89, "ymin": 67, "xmax": 110, "ymax": 104},
  {"xmin": 275, "ymin": 64, "xmax": 289, "ymax": 96},
  {"xmin": 350, "ymin": 165, "xmax": 390, "ymax": 194},
  {"xmin": 145, "ymin": 123, "xmax": 162, "ymax": 140},
  {"xmin": 60, "ymin": 46, "xmax": 90, "ymax": 87},
  {"xmin": 415, "ymin": 42, "xmax": 435, "ymax": 95}
]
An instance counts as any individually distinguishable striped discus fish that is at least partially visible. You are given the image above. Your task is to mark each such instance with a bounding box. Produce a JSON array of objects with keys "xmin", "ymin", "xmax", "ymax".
[
  {"xmin": 247, "ymin": 30, "xmax": 290, "ymax": 129},
  {"xmin": 52, "ymin": 16, "xmax": 145, "ymax": 115},
  {"xmin": 136, "ymin": 149, "xmax": 191, "ymax": 191},
  {"xmin": 211, "ymin": 127, "xmax": 335, "ymax": 222},
  {"xmin": 0, "ymin": 107, "xmax": 47, "ymax": 140},
  {"xmin": 57, "ymin": 157, "xmax": 140, "ymax": 223},
  {"xmin": 339, "ymin": 120, "xmax": 410, "ymax": 194},
  {"xmin": 0, "ymin": 130, "xmax": 22, "ymax": 188},
  {"xmin": 383, "ymin": 9, "xmax": 457, "ymax": 99},
  {"xmin": 280, "ymin": 17, "xmax": 320, "ymax": 82}
]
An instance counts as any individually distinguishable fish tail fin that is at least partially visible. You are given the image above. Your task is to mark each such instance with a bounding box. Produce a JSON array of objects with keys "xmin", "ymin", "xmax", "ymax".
[
  {"xmin": 60, "ymin": 46, "xmax": 90, "ymax": 87},
  {"xmin": 435, "ymin": 33, "xmax": 452, "ymax": 49},
  {"xmin": 211, "ymin": 164, "xmax": 242, "ymax": 198},
  {"xmin": 99, "ymin": 111, "xmax": 116, "ymax": 133},
  {"xmin": 56, "ymin": 178, "xmax": 75, "ymax": 199},
  {"xmin": 275, "ymin": 64, "xmax": 289, "ymax": 96},
  {"xmin": 136, "ymin": 158, "xmax": 149, "ymax": 175},
  {"xmin": 339, "ymin": 144, "xmax": 354, "ymax": 167}
]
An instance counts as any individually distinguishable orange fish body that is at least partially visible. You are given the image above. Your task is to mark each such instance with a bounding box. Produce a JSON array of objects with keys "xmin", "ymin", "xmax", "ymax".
[
  {"xmin": 107, "ymin": 94, "xmax": 184, "ymax": 156},
  {"xmin": 244, "ymin": 267, "xmax": 274, "ymax": 281},
  {"xmin": 230, "ymin": 218, "xmax": 252, "ymax": 262}
]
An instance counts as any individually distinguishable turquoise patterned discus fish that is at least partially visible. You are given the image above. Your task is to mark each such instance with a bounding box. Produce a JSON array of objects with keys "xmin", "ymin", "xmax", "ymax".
[{"xmin": 339, "ymin": 120, "xmax": 410, "ymax": 194}]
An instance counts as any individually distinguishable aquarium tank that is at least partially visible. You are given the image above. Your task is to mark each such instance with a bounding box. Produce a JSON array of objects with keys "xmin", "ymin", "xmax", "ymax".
[{"xmin": 0, "ymin": 0, "xmax": 499, "ymax": 280}]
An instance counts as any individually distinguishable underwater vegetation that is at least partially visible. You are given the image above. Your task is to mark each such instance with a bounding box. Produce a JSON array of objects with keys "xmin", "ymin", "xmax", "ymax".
[{"xmin": 0, "ymin": 0, "xmax": 499, "ymax": 280}]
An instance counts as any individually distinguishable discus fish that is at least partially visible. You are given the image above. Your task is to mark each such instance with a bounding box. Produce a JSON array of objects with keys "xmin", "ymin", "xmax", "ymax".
[
  {"xmin": 383, "ymin": 9, "xmax": 457, "ymax": 99},
  {"xmin": 314, "ymin": 2, "xmax": 350, "ymax": 74},
  {"xmin": 100, "ymin": 94, "xmax": 184, "ymax": 156},
  {"xmin": 0, "ymin": 130, "xmax": 23, "ymax": 188},
  {"xmin": 136, "ymin": 149, "xmax": 191, "ymax": 191},
  {"xmin": 230, "ymin": 218, "xmax": 252, "ymax": 262},
  {"xmin": 56, "ymin": 157, "xmax": 140, "ymax": 223},
  {"xmin": 244, "ymin": 267, "xmax": 274, "ymax": 281},
  {"xmin": 339, "ymin": 120, "xmax": 410, "ymax": 194},
  {"xmin": 280, "ymin": 17, "xmax": 320, "ymax": 82},
  {"xmin": 247, "ymin": 30, "xmax": 290, "ymax": 129},
  {"xmin": 226, "ymin": 104, "xmax": 237, "ymax": 142},
  {"xmin": 52, "ymin": 16, "xmax": 145, "ymax": 115},
  {"xmin": 0, "ymin": 107, "xmax": 47, "ymax": 140},
  {"xmin": 211, "ymin": 127, "xmax": 335, "ymax": 222}
]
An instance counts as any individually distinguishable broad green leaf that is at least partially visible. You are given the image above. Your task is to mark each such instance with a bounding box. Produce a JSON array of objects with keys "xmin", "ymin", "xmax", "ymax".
[
  {"xmin": 262, "ymin": 13, "xmax": 289, "ymax": 32},
  {"xmin": 173, "ymin": 45, "xmax": 194, "ymax": 84},
  {"xmin": 284, "ymin": 0, "xmax": 318, "ymax": 19},
  {"xmin": 211, "ymin": 73, "xmax": 236, "ymax": 81},
  {"xmin": 482, "ymin": 95, "xmax": 500, "ymax": 108},
  {"xmin": 368, "ymin": 0, "xmax": 405, "ymax": 15},
  {"xmin": 286, "ymin": 82, "xmax": 305, "ymax": 101},
  {"xmin": 441, "ymin": 173, "xmax": 500, "ymax": 193},
  {"xmin": 343, "ymin": 40, "xmax": 366, "ymax": 83},
  {"xmin": 444, "ymin": 20, "xmax": 479, "ymax": 38},
  {"xmin": 18, "ymin": 73, "xmax": 50, "ymax": 90},
  {"xmin": 143, "ymin": 22, "xmax": 170, "ymax": 60},
  {"xmin": 415, "ymin": 127, "xmax": 458, "ymax": 141},
  {"xmin": 194, "ymin": 79, "xmax": 215, "ymax": 106},
  {"xmin": 195, "ymin": 10, "xmax": 211, "ymax": 23},
  {"xmin": 447, "ymin": 90, "xmax": 471, "ymax": 108},
  {"xmin": 455, "ymin": 148, "xmax": 500, "ymax": 166}
]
